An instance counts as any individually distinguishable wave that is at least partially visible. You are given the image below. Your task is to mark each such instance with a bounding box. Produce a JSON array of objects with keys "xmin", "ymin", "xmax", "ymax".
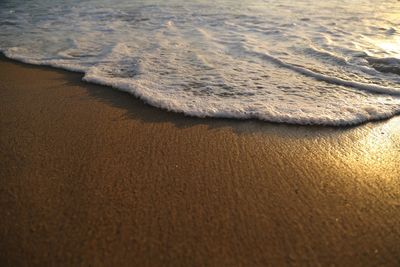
[
  {"xmin": 1, "ymin": 0, "xmax": 400, "ymax": 126},
  {"xmin": 247, "ymin": 49, "xmax": 400, "ymax": 96},
  {"xmin": 2, "ymin": 47, "xmax": 400, "ymax": 127},
  {"xmin": 366, "ymin": 56, "xmax": 400, "ymax": 76}
]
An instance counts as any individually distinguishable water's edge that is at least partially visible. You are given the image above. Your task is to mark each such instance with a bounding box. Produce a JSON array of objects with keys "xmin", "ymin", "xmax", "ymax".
[{"xmin": 2, "ymin": 51, "xmax": 399, "ymax": 128}]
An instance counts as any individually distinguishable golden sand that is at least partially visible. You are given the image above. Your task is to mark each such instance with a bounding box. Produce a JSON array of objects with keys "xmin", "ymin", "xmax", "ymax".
[{"xmin": 1, "ymin": 56, "xmax": 399, "ymax": 266}]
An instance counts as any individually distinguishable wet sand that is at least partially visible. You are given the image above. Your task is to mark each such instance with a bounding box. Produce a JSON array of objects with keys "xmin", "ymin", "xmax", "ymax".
[{"xmin": 0, "ymin": 56, "xmax": 399, "ymax": 266}]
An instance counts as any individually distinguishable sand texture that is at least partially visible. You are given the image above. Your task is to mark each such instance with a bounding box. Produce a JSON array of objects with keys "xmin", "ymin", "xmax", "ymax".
[{"xmin": 1, "ymin": 56, "xmax": 400, "ymax": 266}]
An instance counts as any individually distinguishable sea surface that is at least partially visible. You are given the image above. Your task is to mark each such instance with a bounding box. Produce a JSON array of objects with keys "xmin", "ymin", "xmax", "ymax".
[{"xmin": 1, "ymin": 0, "xmax": 400, "ymax": 125}]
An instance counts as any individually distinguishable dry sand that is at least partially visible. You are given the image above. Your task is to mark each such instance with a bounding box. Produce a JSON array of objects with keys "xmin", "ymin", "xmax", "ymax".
[{"xmin": 0, "ymin": 56, "xmax": 399, "ymax": 266}]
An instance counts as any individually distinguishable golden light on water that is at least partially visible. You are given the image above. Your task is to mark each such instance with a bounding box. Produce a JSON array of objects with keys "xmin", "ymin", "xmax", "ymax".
[
  {"xmin": 373, "ymin": 36, "xmax": 400, "ymax": 57},
  {"xmin": 378, "ymin": 39, "xmax": 400, "ymax": 56}
]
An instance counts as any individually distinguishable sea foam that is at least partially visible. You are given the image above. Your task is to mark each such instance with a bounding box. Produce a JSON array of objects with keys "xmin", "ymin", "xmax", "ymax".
[{"xmin": 1, "ymin": 0, "xmax": 400, "ymax": 126}]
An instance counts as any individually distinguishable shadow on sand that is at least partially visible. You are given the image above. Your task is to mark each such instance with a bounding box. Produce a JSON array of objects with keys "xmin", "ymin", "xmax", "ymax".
[{"xmin": 1, "ymin": 54, "xmax": 370, "ymax": 137}]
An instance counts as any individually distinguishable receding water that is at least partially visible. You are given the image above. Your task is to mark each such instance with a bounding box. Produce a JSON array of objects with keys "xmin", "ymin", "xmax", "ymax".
[{"xmin": 1, "ymin": 0, "xmax": 400, "ymax": 125}]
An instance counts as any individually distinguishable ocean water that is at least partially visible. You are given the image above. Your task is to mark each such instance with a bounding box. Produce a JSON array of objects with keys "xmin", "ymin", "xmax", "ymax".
[{"xmin": 1, "ymin": 0, "xmax": 400, "ymax": 125}]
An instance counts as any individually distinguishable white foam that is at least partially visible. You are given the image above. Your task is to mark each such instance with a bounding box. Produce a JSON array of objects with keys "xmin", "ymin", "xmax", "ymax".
[
  {"xmin": 251, "ymin": 50, "xmax": 400, "ymax": 96},
  {"xmin": 1, "ymin": 0, "xmax": 400, "ymax": 126}
]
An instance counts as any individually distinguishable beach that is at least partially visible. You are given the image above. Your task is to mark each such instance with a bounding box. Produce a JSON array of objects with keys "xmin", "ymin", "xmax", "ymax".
[{"xmin": 0, "ymin": 56, "xmax": 399, "ymax": 266}]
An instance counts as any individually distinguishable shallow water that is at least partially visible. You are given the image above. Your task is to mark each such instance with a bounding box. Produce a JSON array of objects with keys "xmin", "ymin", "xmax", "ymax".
[{"xmin": 1, "ymin": 0, "xmax": 400, "ymax": 125}]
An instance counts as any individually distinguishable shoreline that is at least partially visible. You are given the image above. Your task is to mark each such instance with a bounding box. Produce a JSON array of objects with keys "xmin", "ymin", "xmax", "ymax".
[
  {"xmin": 1, "ymin": 56, "xmax": 399, "ymax": 266},
  {"xmin": 1, "ymin": 53, "xmax": 398, "ymax": 127}
]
